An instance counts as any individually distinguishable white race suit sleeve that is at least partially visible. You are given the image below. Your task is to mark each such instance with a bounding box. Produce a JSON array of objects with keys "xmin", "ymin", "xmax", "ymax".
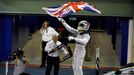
[
  {"xmin": 57, "ymin": 18, "xmax": 78, "ymax": 35},
  {"xmin": 75, "ymin": 34, "xmax": 90, "ymax": 45}
]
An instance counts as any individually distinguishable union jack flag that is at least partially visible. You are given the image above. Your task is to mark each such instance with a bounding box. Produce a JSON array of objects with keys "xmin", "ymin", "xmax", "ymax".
[{"xmin": 42, "ymin": 1, "xmax": 101, "ymax": 17}]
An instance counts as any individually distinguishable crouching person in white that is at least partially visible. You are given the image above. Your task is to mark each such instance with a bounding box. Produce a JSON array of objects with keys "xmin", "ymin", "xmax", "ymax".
[
  {"xmin": 57, "ymin": 18, "xmax": 90, "ymax": 75},
  {"xmin": 45, "ymin": 34, "xmax": 68, "ymax": 75},
  {"xmin": 13, "ymin": 50, "xmax": 28, "ymax": 75}
]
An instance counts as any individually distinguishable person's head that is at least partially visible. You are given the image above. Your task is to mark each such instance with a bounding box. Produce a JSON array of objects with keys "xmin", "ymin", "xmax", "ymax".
[
  {"xmin": 42, "ymin": 21, "xmax": 49, "ymax": 29},
  {"xmin": 52, "ymin": 34, "xmax": 59, "ymax": 43},
  {"xmin": 14, "ymin": 50, "xmax": 24, "ymax": 59},
  {"xmin": 20, "ymin": 73, "xmax": 31, "ymax": 75},
  {"xmin": 77, "ymin": 20, "xmax": 90, "ymax": 33}
]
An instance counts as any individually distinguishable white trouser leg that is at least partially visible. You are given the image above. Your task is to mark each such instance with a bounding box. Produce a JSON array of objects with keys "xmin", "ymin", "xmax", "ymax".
[{"xmin": 73, "ymin": 52, "xmax": 85, "ymax": 75}]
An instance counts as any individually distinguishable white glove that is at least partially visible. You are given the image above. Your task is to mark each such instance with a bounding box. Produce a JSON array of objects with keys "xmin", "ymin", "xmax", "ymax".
[
  {"xmin": 68, "ymin": 36, "xmax": 75, "ymax": 41},
  {"xmin": 57, "ymin": 17, "xmax": 65, "ymax": 23}
]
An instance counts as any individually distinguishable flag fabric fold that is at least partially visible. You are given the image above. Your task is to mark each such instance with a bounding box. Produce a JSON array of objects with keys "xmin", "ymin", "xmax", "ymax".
[{"xmin": 42, "ymin": 1, "xmax": 101, "ymax": 17}]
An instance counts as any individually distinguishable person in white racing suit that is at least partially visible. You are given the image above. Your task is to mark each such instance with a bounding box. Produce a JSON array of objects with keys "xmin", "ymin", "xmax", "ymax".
[{"xmin": 57, "ymin": 18, "xmax": 90, "ymax": 75}]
